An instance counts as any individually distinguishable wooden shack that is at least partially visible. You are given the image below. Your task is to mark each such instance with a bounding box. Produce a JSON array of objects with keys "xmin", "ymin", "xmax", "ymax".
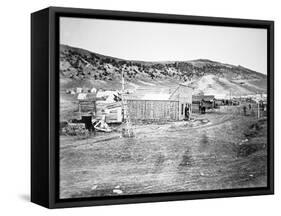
[
  {"xmin": 127, "ymin": 99, "xmax": 179, "ymax": 121},
  {"xmin": 77, "ymin": 93, "xmax": 96, "ymax": 114},
  {"xmin": 126, "ymin": 84, "xmax": 192, "ymax": 121},
  {"xmin": 99, "ymin": 102, "xmax": 122, "ymax": 123}
]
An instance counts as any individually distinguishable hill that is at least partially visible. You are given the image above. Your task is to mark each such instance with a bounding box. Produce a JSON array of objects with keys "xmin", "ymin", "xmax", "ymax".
[{"xmin": 60, "ymin": 44, "xmax": 267, "ymax": 97}]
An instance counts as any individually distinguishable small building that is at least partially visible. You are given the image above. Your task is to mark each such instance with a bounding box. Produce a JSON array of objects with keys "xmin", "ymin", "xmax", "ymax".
[
  {"xmin": 77, "ymin": 93, "xmax": 87, "ymax": 100},
  {"xmin": 215, "ymin": 99, "xmax": 225, "ymax": 106},
  {"xmin": 94, "ymin": 102, "xmax": 123, "ymax": 123},
  {"xmin": 104, "ymin": 102, "xmax": 122, "ymax": 123},
  {"xmin": 82, "ymin": 88, "xmax": 90, "ymax": 93},
  {"xmin": 126, "ymin": 84, "xmax": 192, "ymax": 121},
  {"xmin": 90, "ymin": 87, "xmax": 97, "ymax": 93},
  {"xmin": 76, "ymin": 87, "xmax": 82, "ymax": 93},
  {"xmin": 96, "ymin": 90, "xmax": 120, "ymax": 104},
  {"xmin": 77, "ymin": 93, "xmax": 96, "ymax": 114}
]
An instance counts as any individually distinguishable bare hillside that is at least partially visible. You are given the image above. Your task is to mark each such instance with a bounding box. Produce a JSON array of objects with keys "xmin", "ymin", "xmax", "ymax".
[{"xmin": 60, "ymin": 44, "xmax": 267, "ymax": 96}]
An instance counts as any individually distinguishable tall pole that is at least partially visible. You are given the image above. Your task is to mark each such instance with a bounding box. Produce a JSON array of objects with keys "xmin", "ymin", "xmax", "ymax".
[
  {"xmin": 257, "ymin": 101, "xmax": 260, "ymax": 119},
  {"xmin": 120, "ymin": 65, "xmax": 134, "ymax": 137},
  {"xmin": 121, "ymin": 66, "xmax": 125, "ymax": 121},
  {"xmin": 122, "ymin": 66, "xmax": 125, "ymax": 93},
  {"xmin": 257, "ymin": 92, "xmax": 260, "ymax": 119}
]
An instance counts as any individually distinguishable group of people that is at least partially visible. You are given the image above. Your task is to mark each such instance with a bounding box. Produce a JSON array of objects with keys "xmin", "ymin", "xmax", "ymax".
[
  {"xmin": 242, "ymin": 102, "xmax": 267, "ymax": 116},
  {"xmin": 198, "ymin": 101, "xmax": 206, "ymax": 114}
]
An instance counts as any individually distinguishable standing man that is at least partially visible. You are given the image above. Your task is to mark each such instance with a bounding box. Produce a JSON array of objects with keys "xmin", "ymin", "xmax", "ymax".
[
  {"xmin": 243, "ymin": 105, "xmax": 247, "ymax": 116},
  {"xmin": 185, "ymin": 104, "xmax": 189, "ymax": 121},
  {"xmin": 188, "ymin": 104, "xmax": 191, "ymax": 120}
]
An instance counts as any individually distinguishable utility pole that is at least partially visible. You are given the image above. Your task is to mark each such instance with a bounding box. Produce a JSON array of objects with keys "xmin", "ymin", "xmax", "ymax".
[
  {"xmin": 257, "ymin": 101, "xmax": 260, "ymax": 119},
  {"xmin": 256, "ymin": 91, "xmax": 260, "ymax": 119},
  {"xmin": 121, "ymin": 65, "xmax": 134, "ymax": 137},
  {"xmin": 121, "ymin": 66, "xmax": 125, "ymax": 121}
]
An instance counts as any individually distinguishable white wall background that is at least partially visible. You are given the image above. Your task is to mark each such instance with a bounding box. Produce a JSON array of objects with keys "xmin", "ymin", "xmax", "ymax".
[{"xmin": 0, "ymin": 0, "xmax": 279, "ymax": 215}]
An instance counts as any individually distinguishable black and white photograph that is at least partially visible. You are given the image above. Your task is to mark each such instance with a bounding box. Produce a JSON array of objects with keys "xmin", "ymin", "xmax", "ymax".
[{"xmin": 59, "ymin": 17, "xmax": 268, "ymax": 199}]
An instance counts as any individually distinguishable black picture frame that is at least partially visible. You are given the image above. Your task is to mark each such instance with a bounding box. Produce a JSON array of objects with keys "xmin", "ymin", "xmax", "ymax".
[{"xmin": 31, "ymin": 6, "xmax": 274, "ymax": 209}]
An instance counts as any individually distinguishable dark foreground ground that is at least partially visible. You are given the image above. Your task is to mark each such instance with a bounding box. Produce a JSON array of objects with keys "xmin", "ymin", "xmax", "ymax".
[{"xmin": 60, "ymin": 107, "xmax": 267, "ymax": 199}]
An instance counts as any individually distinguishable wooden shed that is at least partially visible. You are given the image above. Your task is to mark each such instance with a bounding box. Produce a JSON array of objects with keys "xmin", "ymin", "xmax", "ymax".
[
  {"xmin": 126, "ymin": 84, "xmax": 192, "ymax": 121},
  {"xmin": 127, "ymin": 99, "xmax": 179, "ymax": 121}
]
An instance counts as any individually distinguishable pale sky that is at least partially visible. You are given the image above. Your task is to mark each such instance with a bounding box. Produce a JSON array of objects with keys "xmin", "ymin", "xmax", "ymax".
[{"xmin": 60, "ymin": 17, "xmax": 267, "ymax": 75}]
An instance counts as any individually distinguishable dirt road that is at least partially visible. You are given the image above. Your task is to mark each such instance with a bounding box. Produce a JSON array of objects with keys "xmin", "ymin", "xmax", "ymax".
[{"xmin": 60, "ymin": 110, "xmax": 267, "ymax": 199}]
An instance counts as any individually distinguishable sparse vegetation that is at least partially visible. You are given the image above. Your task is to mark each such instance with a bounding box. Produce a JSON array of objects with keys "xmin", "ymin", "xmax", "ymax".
[
  {"xmin": 59, "ymin": 44, "xmax": 268, "ymax": 199},
  {"xmin": 60, "ymin": 44, "xmax": 266, "ymax": 84}
]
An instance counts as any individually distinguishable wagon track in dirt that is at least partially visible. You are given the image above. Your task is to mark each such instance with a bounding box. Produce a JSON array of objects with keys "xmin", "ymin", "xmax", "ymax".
[{"xmin": 59, "ymin": 111, "xmax": 267, "ymax": 199}]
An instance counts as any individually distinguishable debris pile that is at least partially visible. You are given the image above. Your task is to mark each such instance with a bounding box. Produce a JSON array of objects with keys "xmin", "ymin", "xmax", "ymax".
[{"xmin": 61, "ymin": 123, "xmax": 89, "ymax": 137}]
